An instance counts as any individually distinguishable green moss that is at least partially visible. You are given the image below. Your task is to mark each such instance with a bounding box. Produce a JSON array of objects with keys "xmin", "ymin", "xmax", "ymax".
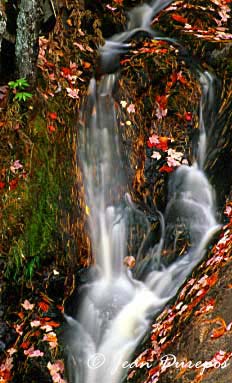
[{"xmin": 6, "ymin": 120, "xmax": 60, "ymax": 280}]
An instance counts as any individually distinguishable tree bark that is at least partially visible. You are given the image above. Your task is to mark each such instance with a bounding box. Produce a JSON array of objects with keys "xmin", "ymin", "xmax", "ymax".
[
  {"xmin": 15, "ymin": 0, "xmax": 43, "ymax": 80},
  {"xmin": 0, "ymin": 4, "xmax": 6, "ymax": 53}
]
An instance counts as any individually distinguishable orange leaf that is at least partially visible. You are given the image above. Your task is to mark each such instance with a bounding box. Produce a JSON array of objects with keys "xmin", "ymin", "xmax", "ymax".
[
  {"xmin": 38, "ymin": 301, "xmax": 50, "ymax": 312},
  {"xmin": 172, "ymin": 14, "xmax": 188, "ymax": 24},
  {"xmin": 207, "ymin": 273, "xmax": 218, "ymax": 286},
  {"xmin": 18, "ymin": 311, "xmax": 24, "ymax": 319},
  {"xmin": 211, "ymin": 326, "xmax": 226, "ymax": 339},
  {"xmin": 56, "ymin": 305, "xmax": 64, "ymax": 312},
  {"xmin": 82, "ymin": 61, "xmax": 91, "ymax": 69}
]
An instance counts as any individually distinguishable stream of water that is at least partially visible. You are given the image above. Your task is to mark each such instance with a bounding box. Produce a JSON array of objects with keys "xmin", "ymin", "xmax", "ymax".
[{"xmin": 66, "ymin": 1, "xmax": 220, "ymax": 382}]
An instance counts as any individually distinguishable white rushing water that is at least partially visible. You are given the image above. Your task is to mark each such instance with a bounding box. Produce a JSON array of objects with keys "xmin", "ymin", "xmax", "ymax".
[{"xmin": 66, "ymin": 1, "xmax": 220, "ymax": 382}]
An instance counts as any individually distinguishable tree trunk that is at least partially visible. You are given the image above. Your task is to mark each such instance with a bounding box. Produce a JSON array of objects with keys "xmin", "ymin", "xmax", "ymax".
[
  {"xmin": 0, "ymin": 4, "xmax": 6, "ymax": 53},
  {"xmin": 15, "ymin": 0, "xmax": 43, "ymax": 80}
]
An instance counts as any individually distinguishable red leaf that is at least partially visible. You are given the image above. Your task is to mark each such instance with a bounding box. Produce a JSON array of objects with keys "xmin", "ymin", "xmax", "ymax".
[
  {"xmin": 156, "ymin": 95, "xmax": 167, "ymax": 109},
  {"xmin": 184, "ymin": 112, "xmax": 192, "ymax": 121},
  {"xmin": 0, "ymin": 181, "xmax": 5, "ymax": 189},
  {"xmin": 20, "ymin": 341, "xmax": 31, "ymax": 349},
  {"xmin": 120, "ymin": 58, "xmax": 131, "ymax": 65},
  {"xmin": 159, "ymin": 165, "xmax": 174, "ymax": 173},
  {"xmin": 38, "ymin": 301, "xmax": 50, "ymax": 312},
  {"xmin": 48, "ymin": 112, "xmax": 57, "ymax": 120},
  {"xmin": 171, "ymin": 72, "xmax": 177, "ymax": 83},
  {"xmin": 56, "ymin": 305, "xmax": 64, "ymax": 313},
  {"xmin": 9, "ymin": 178, "xmax": 18, "ymax": 190},
  {"xmin": 172, "ymin": 14, "xmax": 188, "ymax": 24},
  {"xmin": 61, "ymin": 67, "xmax": 71, "ymax": 76},
  {"xmin": 18, "ymin": 311, "xmax": 24, "ymax": 319},
  {"xmin": 48, "ymin": 125, "xmax": 56, "ymax": 133},
  {"xmin": 147, "ymin": 140, "xmax": 154, "ymax": 148}
]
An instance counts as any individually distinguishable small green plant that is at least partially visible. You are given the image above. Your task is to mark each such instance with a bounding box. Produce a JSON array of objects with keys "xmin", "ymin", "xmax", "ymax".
[{"xmin": 8, "ymin": 78, "xmax": 33, "ymax": 102}]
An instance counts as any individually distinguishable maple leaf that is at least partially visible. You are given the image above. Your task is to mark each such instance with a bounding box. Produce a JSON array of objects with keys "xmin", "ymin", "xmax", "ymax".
[
  {"xmin": 184, "ymin": 112, "xmax": 192, "ymax": 121},
  {"xmin": 177, "ymin": 71, "xmax": 187, "ymax": 85},
  {"xmin": 157, "ymin": 136, "xmax": 169, "ymax": 151},
  {"xmin": 167, "ymin": 148, "xmax": 183, "ymax": 162},
  {"xmin": 127, "ymin": 104, "xmax": 135, "ymax": 113},
  {"xmin": 123, "ymin": 256, "xmax": 136, "ymax": 268},
  {"xmin": 21, "ymin": 299, "xmax": 34, "ymax": 310},
  {"xmin": 159, "ymin": 165, "xmax": 174, "ymax": 173},
  {"xmin": 20, "ymin": 341, "xmax": 31, "ymax": 349},
  {"xmin": 48, "ymin": 125, "xmax": 56, "ymax": 133},
  {"xmin": 156, "ymin": 107, "xmax": 167, "ymax": 119},
  {"xmin": 38, "ymin": 301, "xmax": 50, "ymax": 312},
  {"xmin": 156, "ymin": 95, "xmax": 167, "ymax": 109},
  {"xmin": 24, "ymin": 346, "xmax": 44, "ymax": 358},
  {"xmin": 43, "ymin": 332, "xmax": 58, "ymax": 349},
  {"xmin": 172, "ymin": 14, "xmax": 188, "ymax": 24},
  {"xmin": 151, "ymin": 151, "xmax": 161, "ymax": 160},
  {"xmin": 120, "ymin": 100, "xmax": 127, "ymax": 108},
  {"xmin": 224, "ymin": 205, "xmax": 232, "ymax": 217},
  {"xmin": 48, "ymin": 112, "xmax": 57, "ymax": 120},
  {"xmin": 10, "ymin": 160, "xmax": 23, "ymax": 173},
  {"xmin": 30, "ymin": 320, "xmax": 41, "ymax": 327},
  {"xmin": 47, "ymin": 360, "xmax": 66, "ymax": 383},
  {"xmin": 82, "ymin": 61, "xmax": 91, "ymax": 69},
  {"xmin": 7, "ymin": 348, "xmax": 17, "ymax": 356},
  {"xmin": 66, "ymin": 88, "xmax": 79, "ymax": 99},
  {"xmin": 167, "ymin": 157, "xmax": 181, "ymax": 167},
  {"xmin": 9, "ymin": 178, "xmax": 19, "ymax": 191},
  {"xmin": 149, "ymin": 134, "xmax": 160, "ymax": 145},
  {"xmin": 61, "ymin": 67, "xmax": 71, "ymax": 77},
  {"xmin": 41, "ymin": 324, "xmax": 53, "ymax": 332}
]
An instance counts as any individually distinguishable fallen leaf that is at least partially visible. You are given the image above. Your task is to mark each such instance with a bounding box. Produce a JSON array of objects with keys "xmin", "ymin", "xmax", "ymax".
[
  {"xmin": 184, "ymin": 112, "xmax": 192, "ymax": 121},
  {"xmin": 124, "ymin": 256, "xmax": 136, "ymax": 268},
  {"xmin": 21, "ymin": 300, "xmax": 34, "ymax": 310},
  {"xmin": 159, "ymin": 165, "xmax": 174, "ymax": 173},
  {"xmin": 9, "ymin": 178, "xmax": 19, "ymax": 191},
  {"xmin": 48, "ymin": 112, "xmax": 57, "ymax": 120},
  {"xmin": 127, "ymin": 104, "xmax": 135, "ymax": 113},
  {"xmin": 172, "ymin": 14, "xmax": 188, "ymax": 24},
  {"xmin": 48, "ymin": 125, "xmax": 56, "ymax": 133},
  {"xmin": 38, "ymin": 301, "xmax": 50, "ymax": 312},
  {"xmin": 20, "ymin": 341, "xmax": 31, "ymax": 349},
  {"xmin": 82, "ymin": 61, "xmax": 91, "ymax": 69},
  {"xmin": 151, "ymin": 151, "xmax": 162, "ymax": 160},
  {"xmin": 24, "ymin": 346, "xmax": 44, "ymax": 357},
  {"xmin": 66, "ymin": 88, "xmax": 79, "ymax": 99},
  {"xmin": 120, "ymin": 100, "xmax": 127, "ymax": 108}
]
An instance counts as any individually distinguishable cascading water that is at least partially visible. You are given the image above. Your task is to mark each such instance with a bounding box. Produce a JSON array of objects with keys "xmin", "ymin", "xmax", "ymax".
[{"xmin": 65, "ymin": 1, "xmax": 220, "ymax": 382}]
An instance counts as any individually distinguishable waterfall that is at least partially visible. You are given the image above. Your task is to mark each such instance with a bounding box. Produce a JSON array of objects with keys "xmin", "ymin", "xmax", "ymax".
[{"xmin": 65, "ymin": 1, "xmax": 220, "ymax": 382}]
